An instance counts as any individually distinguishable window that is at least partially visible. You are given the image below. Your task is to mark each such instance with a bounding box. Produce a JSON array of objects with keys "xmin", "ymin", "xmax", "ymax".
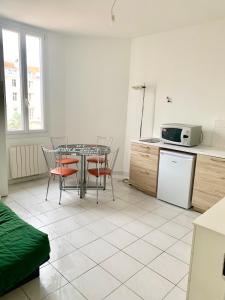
[
  {"xmin": 2, "ymin": 27, "xmax": 45, "ymax": 132},
  {"xmin": 12, "ymin": 79, "xmax": 16, "ymax": 87},
  {"xmin": 12, "ymin": 92, "xmax": 17, "ymax": 101}
]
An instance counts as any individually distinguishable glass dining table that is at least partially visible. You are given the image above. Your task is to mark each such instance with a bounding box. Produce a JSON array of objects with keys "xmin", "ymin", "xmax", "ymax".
[{"xmin": 57, "ymin": 144, "xmax": 111, "ymax": 198}]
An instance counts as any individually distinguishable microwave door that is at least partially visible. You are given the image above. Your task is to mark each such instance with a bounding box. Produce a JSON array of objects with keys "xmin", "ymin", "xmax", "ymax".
[{"xmin": 162, "ymin": 128, "xmax": 182, "ymax": 143}]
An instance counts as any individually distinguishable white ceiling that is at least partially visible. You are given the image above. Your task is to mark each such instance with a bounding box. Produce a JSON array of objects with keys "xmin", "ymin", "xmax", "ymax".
[{"xmin": 0, "ymin": 0, "xmax": 225, "ymax": 38}]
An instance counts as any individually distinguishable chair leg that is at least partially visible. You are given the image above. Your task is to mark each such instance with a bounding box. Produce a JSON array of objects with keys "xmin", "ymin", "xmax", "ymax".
[
  {"xmin": 76, "ymin": 173, "xmax": 79, "ymax": 195},
  {"xmin": 110, "ymin": 175, "xmax": 115, "ymax": 201},
  {"xmin": 100, "ymin": 163, "xmax": 103, "ymax": 186},
  {"xmin": 59, "ymin": 176, "xmax": 63, "ymax": 205},
  {"xmin": 96, "ymin": 176, "xmax": 99, "ymax": 205},
  {"xmin": 45, "ymin": 175, "xmax": 51, "ymax": 201}
]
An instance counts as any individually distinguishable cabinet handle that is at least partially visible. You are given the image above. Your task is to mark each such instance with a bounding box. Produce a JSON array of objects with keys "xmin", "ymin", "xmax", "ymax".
[{"xmin": 210, "ymin": 157, "xmax": 225, "ymax": 163}]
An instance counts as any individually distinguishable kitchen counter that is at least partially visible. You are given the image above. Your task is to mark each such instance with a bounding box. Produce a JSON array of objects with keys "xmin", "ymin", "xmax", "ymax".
[
  {"xmin": 132, "ymin": 138, "xmax": 225, "ymax": 159},
  {"xmin": 187, "ymin": 196, "xmax": 225, "ymax": 300},
  {"xmin": 193, "ymin": 196, "xmax": 225, "ymax": 236}
]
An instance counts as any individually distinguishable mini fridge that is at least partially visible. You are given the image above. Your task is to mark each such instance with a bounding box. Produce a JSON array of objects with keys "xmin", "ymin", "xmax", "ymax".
[{"xmin": 157, "ymin": 150, "xmax": 196, "ymax": 209}]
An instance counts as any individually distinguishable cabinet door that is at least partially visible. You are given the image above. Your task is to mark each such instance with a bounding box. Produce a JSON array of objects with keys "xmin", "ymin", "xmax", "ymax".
[
  {"xmin": 129, "ymin": 143, "xmax": 159, "ymax": 196},
  {"xmin": 192, "ymin": 154, "xmax": 225, "ymax": 212}
]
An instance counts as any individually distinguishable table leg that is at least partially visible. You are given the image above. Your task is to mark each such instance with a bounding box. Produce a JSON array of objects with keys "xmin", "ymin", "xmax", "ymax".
[
  {"xmin": 103, "ymin": 154, "xmax": 107, "ymax": 190},
  {"xmin": 83, "ymin": 156, "xmax": 87, "ymax": 195},
  {"xmin": 80, "ymin": 156, "xmax": 84, "ymax": 199}
]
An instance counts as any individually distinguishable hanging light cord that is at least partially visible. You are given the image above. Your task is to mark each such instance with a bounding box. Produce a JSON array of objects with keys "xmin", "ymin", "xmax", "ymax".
[{"xmin": 111, "ymin": 0, "xmax": 118, "ymax": 21}]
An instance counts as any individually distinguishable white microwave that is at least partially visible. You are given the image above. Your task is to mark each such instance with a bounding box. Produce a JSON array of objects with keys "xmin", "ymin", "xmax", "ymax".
[{"xmin": 160, "ymin": 123, "xmax": 202, "ymax": 147}]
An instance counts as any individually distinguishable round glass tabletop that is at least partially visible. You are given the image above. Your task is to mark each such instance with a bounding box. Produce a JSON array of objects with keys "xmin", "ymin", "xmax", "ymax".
[{"xmin": 57, "ymin": 144, "xmax": 111, "ymax": 156}]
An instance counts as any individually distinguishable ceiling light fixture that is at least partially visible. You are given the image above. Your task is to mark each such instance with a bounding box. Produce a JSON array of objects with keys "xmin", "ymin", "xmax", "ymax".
[{"xmin": 111, "ymin": 0, "xmax": 119, "ymax": 22}]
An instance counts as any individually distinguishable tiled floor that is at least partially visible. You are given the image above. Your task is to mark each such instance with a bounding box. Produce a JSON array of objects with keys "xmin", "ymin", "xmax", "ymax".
[{"xmin": 1, "ymin": 175, "xmax": 200, "ymax": 300}]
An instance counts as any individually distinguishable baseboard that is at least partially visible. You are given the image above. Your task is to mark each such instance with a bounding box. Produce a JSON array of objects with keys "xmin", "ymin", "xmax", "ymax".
[{"xmin": 8, "ymin": 173, "xmax": 48, "ymax": 185}]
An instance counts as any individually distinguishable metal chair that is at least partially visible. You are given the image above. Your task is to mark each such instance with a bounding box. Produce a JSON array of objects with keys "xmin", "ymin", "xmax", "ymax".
[
  {"xmin": 87, "ymin": 148, "xmax": 119, "ymax": 204},
  {"xmin": 87, "ymin": 136, "xmax": 113, "ymax": 166},
  {"xmin": 42, "ymin": 146, "xmax": 79, "ymax": 205},
  {"xmin": 87, "ymin": 136, "xmax": 113, "ymax": 185},
  {"xmin": 50, "ymin": 136, "xmax": 79, "ymax": 167}
]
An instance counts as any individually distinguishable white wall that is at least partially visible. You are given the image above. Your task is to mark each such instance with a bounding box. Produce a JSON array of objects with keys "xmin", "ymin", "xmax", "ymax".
[
  {"xmin": 124, "ymin": 20, "xmax": 225, "ymax": 172},
  {"xmin": 65, "ymin": 36, "xmax": 130, "ymax": 171}
]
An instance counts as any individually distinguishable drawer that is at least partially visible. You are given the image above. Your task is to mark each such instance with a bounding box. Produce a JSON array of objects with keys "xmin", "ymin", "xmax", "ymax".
[{"xmin": 131, "ymin": 142, "xmax": 159, "ymax": 156}]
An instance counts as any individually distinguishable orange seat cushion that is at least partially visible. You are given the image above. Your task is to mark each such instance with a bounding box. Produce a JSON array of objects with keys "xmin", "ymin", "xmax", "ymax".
[
  {"xmin": 56, "ymin": 158, "xmax": 79, "ymax": 165},
  {"xmin": 88, "ymin": 168, "xmax": 111, "ymax": 177},
  {"xmin": 50, "ymin": 167, "xmax": 78, "ymax": 177},
  {"xmin": 87, "ymin": 156, "xmax": 105, "ymax": 164}
]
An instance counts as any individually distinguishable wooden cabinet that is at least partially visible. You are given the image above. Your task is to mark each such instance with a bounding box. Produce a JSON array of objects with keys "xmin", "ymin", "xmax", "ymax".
[
  {"xmin": 192, "ymin": 154, "xmax": 225, "ymax": 212},
  {"xmin": 129, "ymin": 142, "xmax": 159, "ymax": 196}
]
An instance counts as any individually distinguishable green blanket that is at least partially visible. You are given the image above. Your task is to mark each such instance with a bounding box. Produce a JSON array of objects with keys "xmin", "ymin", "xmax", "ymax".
[{"xmin": 0, "ymin": 202, "xmax": 50, "ymax": 296}]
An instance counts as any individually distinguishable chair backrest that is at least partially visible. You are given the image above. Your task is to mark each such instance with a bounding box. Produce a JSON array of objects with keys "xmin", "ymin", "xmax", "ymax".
[
  {"xmin": 97, "ymin": 136, "xmax": 113, "ymax": 148},
  {"xmin": 51, "ymin": 136, "xmax": 68, "ymax": 149},
  {"xmin": 41, "ymin": 146, "xmax": 60, "ymax": 171},
  {"xmin": 108, "ymin": 148, "xmax": 119, "ymax": 172},
  {"xmin": 95, "ymin": 147, "xmax": 119, "ymax": 172}
]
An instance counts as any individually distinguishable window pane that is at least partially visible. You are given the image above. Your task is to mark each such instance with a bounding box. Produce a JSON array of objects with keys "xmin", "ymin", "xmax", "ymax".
[
  {"xmin": 26, "ymin": 35, "xmax": 43, "ymax": 130},
  {"xmin": 2, "ymin": 29, "xmax": 23, "ymax": 131}
]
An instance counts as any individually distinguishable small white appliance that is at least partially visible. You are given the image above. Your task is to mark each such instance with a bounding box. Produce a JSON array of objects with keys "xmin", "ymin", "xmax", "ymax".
[
  {"xmin": 157, "ymin": 150, "xmax": 196, "ymax": 209},
  {"xmin": 160, "ymin": 123, "xmax": 202, "ymax": 147}
]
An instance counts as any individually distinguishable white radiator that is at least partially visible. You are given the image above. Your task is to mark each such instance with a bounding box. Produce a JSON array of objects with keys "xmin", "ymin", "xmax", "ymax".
[{"xmin": 9, "ymin": 144, "xmax": 47, "ymax": 179}]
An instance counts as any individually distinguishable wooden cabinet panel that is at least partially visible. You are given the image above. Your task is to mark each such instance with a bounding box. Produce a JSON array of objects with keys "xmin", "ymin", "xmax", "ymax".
[
  {"xmin": 129, "ymin": 142, "xmax": 159, "ymax": 196},
  {"xmin": 192, "ymin": 154, "xmax": 225, "ymax": 212}
]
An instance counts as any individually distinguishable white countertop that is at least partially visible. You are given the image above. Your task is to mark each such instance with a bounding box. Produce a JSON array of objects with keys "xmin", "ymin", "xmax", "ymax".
[
  {"xmin": 132, "ymin": 139, "xmax": 225, "ymax": 159},
  {"xmin": 193, "ymin": 196, "xmax": 225, "ymax": 236}
]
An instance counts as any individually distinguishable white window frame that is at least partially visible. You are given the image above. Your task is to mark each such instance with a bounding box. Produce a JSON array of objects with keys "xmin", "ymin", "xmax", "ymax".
[{"xmin": 0, "ymin": 18, "xmax": 47, "ymax": 136}]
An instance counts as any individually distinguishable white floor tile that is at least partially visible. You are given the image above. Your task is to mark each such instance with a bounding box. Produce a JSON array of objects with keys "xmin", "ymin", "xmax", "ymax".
[
  {"xmin": 139, "ymin": 212, "xmax": 168, "ymax": 228},
  {"xmin": 123, "ymin": 239, "xmax": 162, "ymax": 265},
  {"xmin": 64, "ymin": 227, "xmax": 98, "ymax": 248},
  {"xmin": 80, "ymin": 238, "xmax": 119, "ymax": 263},
  {"xmin": 143, "ymin": 229, "xmax": 177, "ymax": 251},
  {"xmin": 105, "ymin": 212, "xmax": 134, "ymax": 227},
  {"xmin": 105, "ymin": 285, "xmax": 142, "ymax": 300},
  {"xmin": 122, "ymin": 220, "xmax": 154, "ymax": 237},
  {"xmin": 52, "ymin": 250, "xmax": 96, "ymax": 281},
  {"xmin": 148, "ymin": 253, "xmax": 189, "ymax": 284},
  {"xmin": 38, "ymin": 208, "xmax": 72, "ymax": 225},
  {"xmin": 49, "ymin": 237, "xmax": 76, "ymax": 262},
  {"xmin": 172, "ymin": 214, "xmax": 194, "ymax": 229},
  {"xmin": 46, "ymin": 216, "xmax": 80, "ymax": 236},
  {"xmin": 152, "ymin": 206, "xmax": 182, "ymax": 220},
  {"xmin": 166, "ymin": 240, "xmax": 192, "ymax": 264},
  {"xmin": 39, "ymin": 224, "xmax": 62, "ymax": 241},
  {"xmin": 73, "ymin": 210, "xmax": 100, "ymax": 226},
  {"xmin": 178, "ymin": 274, "xmax": 189, "ymax": 291},
  {"xmin": 7, "ymin": 177, "xmax": 194, "ymax": 300},
  {"xmin": 22, "ymin": 264, "xmax": 67, "ymax": 300},
  {"xmin": 121, "ymin": 204, "xmax": 147, "ymax": 218},
  {"xmin": 0, "ymin": 288, "xmax": 28, "ymax": 300},
  {"xmin": 164, "ymin": 286, "xmax": 186, "ymax": 300},
  {"xmin": 104, "ymin": 228, "xmax": 138, "ymax": 249},
  {"xmin": 43, "ymin": 283, "xmax": 86, "ymax": 300},
  {"xmin": 159, "ymin": 221, "xmax": 190, "ymax": 239},
  {"xmin": 101, "ymin": 251, "xmax": 143, "ymax": 282},
  {"xmin": 126, "ymin": 267, "xmax": 174, "ymax": 300},
  {"xmin": 136, "ymin": 198, "xmax": 162, "ymax": 211},
  {"xmin": 86, "ymin": 219, "xmax": 117, "ymax": 236},
  {"xmin": 183, "ymin": 209, "xmax": 201, "ymax": 220},
  {"xmin": 106, "ymin": 199, "xmax": 130, "ymax": 210},
  {"xmin": 181, "ymin": 231, "xmax": 193, "ymax": 245},
  {"xmin": 72, "ymin": 266, "xmax": 120, "ymax": 300}
]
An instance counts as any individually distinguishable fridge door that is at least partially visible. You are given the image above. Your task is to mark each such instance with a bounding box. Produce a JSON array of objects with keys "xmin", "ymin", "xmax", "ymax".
[{"xmin": 157, "ymin": 150, "xmax": 196, "ymax": 209}]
